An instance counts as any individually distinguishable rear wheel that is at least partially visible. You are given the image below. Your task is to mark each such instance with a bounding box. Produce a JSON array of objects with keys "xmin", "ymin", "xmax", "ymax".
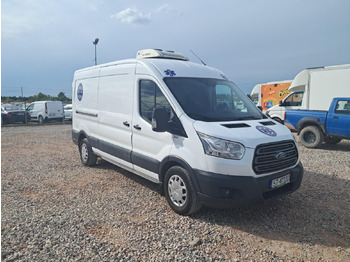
[
  {"xmin": 164, "ymin": 166, "xmax": 201, "ymax": 215},
  {"xmin": 79, "ymin": 138, "xmax": 97, "ymax": 166},
  {"xmin": 38, "ymin": 116, "xmax": 44, "ymax": 124},
  {"xmin": 299, "ymin": 126, "xmax": 324, "ymax": 148}
]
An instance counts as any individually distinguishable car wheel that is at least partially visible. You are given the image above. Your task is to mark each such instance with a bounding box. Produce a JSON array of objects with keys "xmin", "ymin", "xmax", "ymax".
[
  {"xmin": 38, "ymin": 116, "xmax": 44, "ymax": 124},
  {"xmin": 299, "ymin": 126, "xmax": 324, "ymax": 148},
  {"xmin": 79, "ymin": 138, "xmax": 97, "ymax": 166},
  {"xmin": 164, "ymin": 166, "xmax": 202, "ymax": 215}
]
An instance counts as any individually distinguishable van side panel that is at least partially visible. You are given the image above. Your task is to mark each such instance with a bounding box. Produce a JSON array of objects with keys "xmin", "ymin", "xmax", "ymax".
[
  {"xmin": 97, "ymin": 64, "xmax": 136, "ymax": 167},
  {"xmin": 73, "ymin": 68, "xmax": 100, "ymax": 142}
]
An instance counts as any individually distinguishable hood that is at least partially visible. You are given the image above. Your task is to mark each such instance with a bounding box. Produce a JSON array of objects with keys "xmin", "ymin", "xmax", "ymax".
[{"xmin": 192, "ymin": 119, "xmax": 293, "ymax": 149}]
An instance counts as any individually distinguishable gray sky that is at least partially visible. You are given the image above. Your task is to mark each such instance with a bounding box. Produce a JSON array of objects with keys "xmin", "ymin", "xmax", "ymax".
[{"xmin": 2, "ymin": 0, "xmax": 350, "ymax": 98}]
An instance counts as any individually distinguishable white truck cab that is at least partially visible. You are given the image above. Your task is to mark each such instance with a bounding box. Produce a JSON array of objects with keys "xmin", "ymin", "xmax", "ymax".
[
  {"xmin": 72, "ymin": 49, "xmax": 303, "ymax": 215},
  {"xmin": 266, "ymin": 64, "xmax": 350, "ymax": 122}
]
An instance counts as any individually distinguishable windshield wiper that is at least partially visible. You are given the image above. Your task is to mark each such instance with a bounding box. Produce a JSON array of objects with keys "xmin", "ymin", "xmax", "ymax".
[{"xmin": 187, "ymin": 113, "xmax": 214, "ymax": 121}]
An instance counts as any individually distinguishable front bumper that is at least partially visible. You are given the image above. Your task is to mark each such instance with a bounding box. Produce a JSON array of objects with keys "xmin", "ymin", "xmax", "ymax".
[{"xmin": 193, "ymin": 162, "xmax": 303, "ymax": 208}]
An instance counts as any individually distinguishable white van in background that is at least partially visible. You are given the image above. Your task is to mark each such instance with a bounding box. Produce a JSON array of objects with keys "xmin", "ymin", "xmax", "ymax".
[
  {"xmin": 72, "ymin": 49, "xmax": 303, "ymax": 215},
  {"xmin": 27, "ymin": 101, "xmax": 64, "ymax": 124}
]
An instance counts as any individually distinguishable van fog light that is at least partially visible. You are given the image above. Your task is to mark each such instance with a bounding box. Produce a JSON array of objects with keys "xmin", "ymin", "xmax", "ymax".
[{"xmin": 197, "ymin": 132, "xmax": 245, "ymax": 160}]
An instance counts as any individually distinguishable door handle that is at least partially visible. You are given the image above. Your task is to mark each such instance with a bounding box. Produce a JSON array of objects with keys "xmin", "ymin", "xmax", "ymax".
[
  {"xmin": 133, "ymin": 125, "xmax": 141, "ymax": 130},
  {"xmin": 123, "ymin": 121, "xmax": 130, "ymax": 127},
  {"xmin": 333, "ymin": 116, "xmax": 339, "ymax": 119}
]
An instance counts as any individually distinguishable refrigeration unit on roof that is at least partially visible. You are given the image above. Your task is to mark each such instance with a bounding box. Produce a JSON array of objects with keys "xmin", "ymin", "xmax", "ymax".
[{"xmin": 136, "ymin": 49, "xmax": 189, "ymax": 61}]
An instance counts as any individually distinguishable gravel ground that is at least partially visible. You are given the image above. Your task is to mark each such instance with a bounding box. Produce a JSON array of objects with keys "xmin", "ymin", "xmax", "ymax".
[{"xmin": 1, "ymin": 124, "xmax": 350, "ymax": 261}]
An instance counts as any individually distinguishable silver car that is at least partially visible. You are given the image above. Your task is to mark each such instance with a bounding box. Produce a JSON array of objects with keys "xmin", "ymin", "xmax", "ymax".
[{"xmin": 63, "ymin": 104, "xmax": 72, "ymax": 120}]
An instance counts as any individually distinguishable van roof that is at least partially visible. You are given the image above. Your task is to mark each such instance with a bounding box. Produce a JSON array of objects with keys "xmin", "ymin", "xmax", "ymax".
[
  {"xmin": 75, "ymin": 57, "xmax": 229, "ymax": 81},
  {"xmin": 139, "ymin": 58, "xmax": 228, "ymax": 80}
]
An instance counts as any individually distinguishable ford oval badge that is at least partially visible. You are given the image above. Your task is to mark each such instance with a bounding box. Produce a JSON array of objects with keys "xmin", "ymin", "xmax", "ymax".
[
  {"xmin": 275, "ymin": 152, "xmax": 287, "ymax": 160},
  {"xmin": 256, "ymin": 126, "xmax": 277, "ymax": 137}
]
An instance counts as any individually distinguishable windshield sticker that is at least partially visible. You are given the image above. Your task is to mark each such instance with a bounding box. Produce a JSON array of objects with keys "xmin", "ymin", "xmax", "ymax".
[
  {"xmin": 256, "ymin": 126, "xmax": 277, "ymax": 137},
  {"xmin": 164, "ymin": 69, "xmax": 176, "ymax": 77},
  {"xmin": 77, "ymin": 83, "xmax": 83, "ymax": 101}
]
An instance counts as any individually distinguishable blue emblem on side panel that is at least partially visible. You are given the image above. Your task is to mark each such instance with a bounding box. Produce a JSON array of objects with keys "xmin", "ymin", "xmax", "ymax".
[
  {"xmin": 256, "ymin": 126, "xmax": 277, "ymax": 137},
  {"xmin": 77, "ymin": 83, "xmax": 83, "ymax": 101},
  {"xmin": 164, "ymin": 69, "xmax": 176, "ymax": 77}
]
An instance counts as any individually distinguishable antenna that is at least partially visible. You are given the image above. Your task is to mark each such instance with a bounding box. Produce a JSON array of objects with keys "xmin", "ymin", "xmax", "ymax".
[{"xmin": 190, "ymin": 49, "xmax": 206, "ymax": 66}]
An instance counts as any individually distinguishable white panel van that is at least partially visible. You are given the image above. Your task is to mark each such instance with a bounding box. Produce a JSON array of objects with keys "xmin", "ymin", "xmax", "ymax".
[
  {"xmin": 27, "ymin": 101, "xmax": 64, "ymax": 124},
  {"xmin": 72, "ymin": 49, "xmax": 303, "ymax": 215}
]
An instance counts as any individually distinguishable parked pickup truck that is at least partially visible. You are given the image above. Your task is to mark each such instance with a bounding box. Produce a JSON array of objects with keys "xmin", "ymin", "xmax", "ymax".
[{"xmin": 284, "ymin": 97, "xmax": 350, "ymax": 148}]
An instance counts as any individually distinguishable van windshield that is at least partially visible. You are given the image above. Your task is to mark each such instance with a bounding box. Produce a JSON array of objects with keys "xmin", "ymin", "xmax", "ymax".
[{"xmin": 164, "ymin": 77, "xmax": 264, "ymax": 122}]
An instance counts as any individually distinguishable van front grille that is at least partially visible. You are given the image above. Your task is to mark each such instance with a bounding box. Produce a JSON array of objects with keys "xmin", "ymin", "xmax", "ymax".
[{"xmin": 253, "ymin": 140, "xmax": 298, "ymax": 174}]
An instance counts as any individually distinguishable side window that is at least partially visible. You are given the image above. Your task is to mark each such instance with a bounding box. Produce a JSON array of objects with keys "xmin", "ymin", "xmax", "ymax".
[
  {"xmin": 335, "ymin": 100, "xmax": 350, "ymax": 115},
  {"xmin": 27, "ymin": 104, "xmax": 34, "ymax": 111},
  {"xmin": 139, "ymin": 80, "xmax": 171, "ymax": 123},
  {"xmin": 285, "ymin": 92, "xmax": 304, "ymax": 106}
]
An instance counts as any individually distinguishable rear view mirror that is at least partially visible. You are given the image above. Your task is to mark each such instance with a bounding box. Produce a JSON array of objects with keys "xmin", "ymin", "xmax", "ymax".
[{"xmin": 152, "ymin": 107, "xmax": 170, "ymax": 132}]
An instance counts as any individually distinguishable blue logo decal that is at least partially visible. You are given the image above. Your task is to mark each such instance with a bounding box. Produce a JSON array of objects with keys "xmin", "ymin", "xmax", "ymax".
[
  {"xmin": 164, "ymin": 69, "xmax": 176, "ymax": 77},
  {"xmin": 77, "ymin": 83, "xmax": 83, "ymax": 101},
  {"xmin": 256, "ymin": 126, "xmax": 277, "ymax": 137},
  {"xmin": 220, "ymin": 74, "xmax": 228, "ymax": 80}
]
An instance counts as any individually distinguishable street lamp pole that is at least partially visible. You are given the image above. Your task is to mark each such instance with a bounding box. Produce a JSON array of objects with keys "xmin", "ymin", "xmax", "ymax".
[{"xmin": 93, "ymin": 38, "xmax": 99, "ymax": 65}]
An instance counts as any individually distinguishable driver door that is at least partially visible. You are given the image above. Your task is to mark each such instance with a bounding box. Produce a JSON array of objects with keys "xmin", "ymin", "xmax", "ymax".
[{"xmin": 131, "ymin": 77, "xmax": 174, "ymax": 182}]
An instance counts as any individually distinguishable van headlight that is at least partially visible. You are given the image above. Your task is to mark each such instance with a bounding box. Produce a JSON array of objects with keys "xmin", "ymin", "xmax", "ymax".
[{"xmin": 197, "ymin": 132, "xmax": 245, "ymax": 160}]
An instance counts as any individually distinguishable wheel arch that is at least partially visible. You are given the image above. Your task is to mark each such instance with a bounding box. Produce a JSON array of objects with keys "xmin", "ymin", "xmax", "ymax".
[
  {"xmin": 158, "ymin": 156, "xmax": 200, "ymax": 193},
  {"xmin": 296, "ymin": 117, "xmax": 325, "ymax": 135},
  {"xmin": 72, "ymin": 130, "xmax": 89, "ymax": 146}
]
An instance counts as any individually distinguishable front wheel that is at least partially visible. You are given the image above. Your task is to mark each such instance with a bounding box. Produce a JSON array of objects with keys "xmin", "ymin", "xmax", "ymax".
[
  {"xmin": 164, "ymin": 166, "xmax": 201, "ymax": 215},
  {"xmin": 299, "ymin": 126, "xmax": 324, "ymax": 148},
  {"xmin": 79, "ymin": 138, "xmax": 97, "ymax": 166}
]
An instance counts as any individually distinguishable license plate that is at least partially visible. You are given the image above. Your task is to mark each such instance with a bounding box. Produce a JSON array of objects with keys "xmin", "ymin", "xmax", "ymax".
[{"xmin": 270, "ymin": 174, "xmax": 290, "ymax": 189}]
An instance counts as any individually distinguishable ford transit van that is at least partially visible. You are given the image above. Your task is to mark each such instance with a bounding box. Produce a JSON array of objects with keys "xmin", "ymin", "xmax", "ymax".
[{"xmin": 72, "ymin": 49, "xmax": 303, "ymax": 215}]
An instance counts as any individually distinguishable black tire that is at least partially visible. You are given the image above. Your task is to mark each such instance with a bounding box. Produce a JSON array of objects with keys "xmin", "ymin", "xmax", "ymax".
[
  {"xmin": 164, "ymin": 166, "xmax": 202, "ymax": 215},
  {"xmin": 38, "ymin": 115, "xmax": 44, "ymax": 124},
  {"xmin": 79, "ymin": 138, "xmax": 97, "ymax": 166},
  {"xmin": 299, "ymin": 126, "xmax": 324, "ymax": 148},
  {"xmin": 324, "ymin": 136, "xmax": 342, "ymax": 145}
]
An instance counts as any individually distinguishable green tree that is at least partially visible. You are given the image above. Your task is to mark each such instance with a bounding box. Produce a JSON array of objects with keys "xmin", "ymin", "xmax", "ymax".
[{"xmin": 57, "ymin": 92, "xmax": 68, "ymax": 101}]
